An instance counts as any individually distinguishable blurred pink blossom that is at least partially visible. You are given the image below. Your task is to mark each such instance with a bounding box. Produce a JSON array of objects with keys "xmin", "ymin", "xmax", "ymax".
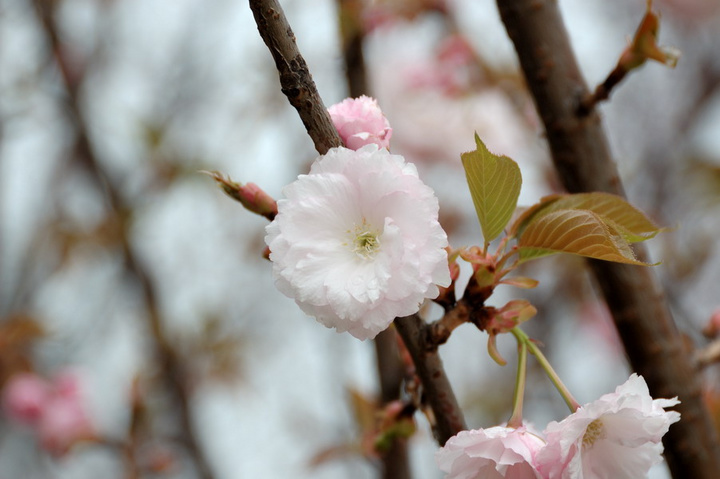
[
  {"xmin": 328, "ymin": 96, "xmax": 392, "ymax": 150},
  {"xmin": 2, "ymin": 371, "xmax": 93, "ymax": 456},
  {"xmin": 436, "ymin": 425, "xmax": 545, "ymax": 478},
  {"xmin": 2, "ymin": 373, "xmax": 51, "ymax": 426},
  {"xmin": 702, "ymin": 307, "xmax": 720, "ymax": 338},
  {"xmin": 38, "ymin": 391, "xmax": 93, "ymax": 455}
]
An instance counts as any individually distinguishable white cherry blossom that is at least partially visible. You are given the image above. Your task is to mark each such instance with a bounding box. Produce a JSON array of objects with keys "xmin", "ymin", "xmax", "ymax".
[
  {"xmin": 265, "ymin": 145, "xmax": 450, "ymax": 340},
  {"xmin": 536, "ymin": 374, "xmax": 680, "ymax": 479}
]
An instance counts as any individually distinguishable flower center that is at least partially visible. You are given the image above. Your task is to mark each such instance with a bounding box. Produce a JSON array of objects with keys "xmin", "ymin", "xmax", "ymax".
[
  {"xmin": 348, "ymin": 219, "xmax": 381, "ymax": 259},
  {"xmin": 582, "ymin": 419, "xmax": 606, "ymax": 449}
]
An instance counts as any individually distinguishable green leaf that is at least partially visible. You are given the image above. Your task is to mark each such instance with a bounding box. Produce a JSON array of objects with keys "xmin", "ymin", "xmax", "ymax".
[
  {"xmin": 517, "ymin": 209, "xmax": 652, "ymax": 265},
  {"xmin": 462, "ymin": 134, "xmax": 522, "ymax": 242},
  {"xmin": 510, "ymin": 192, "xmax": 662, "ymax": 243},
  {"xmin": 507, "ymin": 194, "xmax": 563, "ymax": 238},
  {"xmin": 535, "ymin": 192, "xmax": 662, "ymax": 242}
]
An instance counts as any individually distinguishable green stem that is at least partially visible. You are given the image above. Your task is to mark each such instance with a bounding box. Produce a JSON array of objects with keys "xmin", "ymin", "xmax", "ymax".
[
  {"xmin": 512, "ymin": 327, "xmax": 581, "ymax": 412},
  {"xmin": 507, "ymin": 333, "xmax": 528, "ymax": 428}
]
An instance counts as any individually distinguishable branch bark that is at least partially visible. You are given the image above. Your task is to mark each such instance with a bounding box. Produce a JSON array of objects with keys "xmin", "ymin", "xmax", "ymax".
[
  {"xmin": 248, "ymin": 0, "xmax": 466, "ymax": 447},
  {"xmin": 394, "ymin": 315, "xmax": 466, "ymax": 445},
  {"xmin": 249, "ymin": 0, "xmax": 342, "ymax": 154},
  {"xmin": 496, "ymin": 1, "xmax": 720, "ymax": 477}
]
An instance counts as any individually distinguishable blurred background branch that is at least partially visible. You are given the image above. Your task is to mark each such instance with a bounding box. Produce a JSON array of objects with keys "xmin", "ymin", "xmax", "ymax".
[{"xmin": 28, "ymin": 1, "xmax": 216, "ymax": 477}]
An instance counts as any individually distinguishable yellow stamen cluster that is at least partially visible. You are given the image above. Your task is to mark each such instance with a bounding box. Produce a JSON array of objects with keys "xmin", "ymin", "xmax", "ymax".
[
  {"xmin": 583, "ymin": 419, "xmax": 606, "ymax": 449},
  {"xmin": 347, "ymin": 219, "xmax": 380, "ymax": 259}
]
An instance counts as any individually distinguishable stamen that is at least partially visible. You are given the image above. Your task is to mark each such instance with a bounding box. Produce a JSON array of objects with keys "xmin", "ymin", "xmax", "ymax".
[
  {"xmin": 350, "ymin": 219, "xmax": 380, "ymax": 259},
  {"xmin": 582, "ymin": 419, "xmax": 606, "ymax": 449}
]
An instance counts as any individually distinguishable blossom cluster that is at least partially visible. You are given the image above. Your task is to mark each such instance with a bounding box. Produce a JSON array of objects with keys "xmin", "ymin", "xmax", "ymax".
[
  {"xmin": 2, "ymin": 371, "xmax": 94, "ymax": 455},
  {"xmin": 266, "ymin": 96, "xmax": 449, "ymax": 340},
  {"xmin": 436, "ymin": 374, "xmax": 680, "ymax": 479}
]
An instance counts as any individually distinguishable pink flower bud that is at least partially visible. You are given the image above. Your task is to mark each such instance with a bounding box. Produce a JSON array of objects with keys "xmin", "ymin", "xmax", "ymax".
[
  {"xmin": 2, "ymin": 373, "xmax": 50, "ymax": 426},
  {"xmin": 237, "ymin": 182, "xmax": 278, "ymax": 220},
  {"xmin": 328, "ymin": 96, "xmax": 393, "ymax": 150}
]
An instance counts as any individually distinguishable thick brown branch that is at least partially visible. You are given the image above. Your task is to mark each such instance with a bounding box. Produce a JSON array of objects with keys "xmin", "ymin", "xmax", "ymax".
[
  {"xmin": 249, "ymin": 0, "xmax": 342, "ymax": 154},
  {"xmin": 496, "ymin": 1, "xmax": 720, "ymax": 477},
  {"xmin": 31, "ymin": 3, "xmax": 215, "ymax": 478},
  {"xmin": 394, "ymin": 315, "xmax": 466, "ymax": 445}
]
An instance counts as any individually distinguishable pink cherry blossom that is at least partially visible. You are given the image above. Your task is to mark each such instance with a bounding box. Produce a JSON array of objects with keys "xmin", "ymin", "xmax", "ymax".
[
  {"xmin": 436, "ymin": 425, "xmax": 545, "ymax": 479},
  {"xmin": 327, "ymin": 96, "xmax": 392, "ymax": 150},
  {"xmin": 2, "ymin": 373, "xmax": 51, "ymax": 426},
  {"xmin": 38, "ymin": 391, "xmax": 93, "ymax": 456},
  {"xmin": 265, "ymin": 144, "xmax": 449, "ymax": 340},
  {"xmin": 2, "ymin": 371, "xmax": 93, "ymax": 456},
  {"xmin": 536, "ymin": 374, "xmax": 680, "ymax": 479}
]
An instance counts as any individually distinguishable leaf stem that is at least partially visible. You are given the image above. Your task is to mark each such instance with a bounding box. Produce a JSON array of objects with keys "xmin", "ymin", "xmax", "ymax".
[
  {"xmin": 512, "ymin": 327, "xmax": 581, "ymax": 412},
  {"xmin": 507, "ymin": 332, "xmax": 528, "ymax": 428}
]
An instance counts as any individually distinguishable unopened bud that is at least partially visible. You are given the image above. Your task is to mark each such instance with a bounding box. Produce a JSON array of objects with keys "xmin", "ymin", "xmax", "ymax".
[
  {"xmin": 237, "ymin": 182, "xmax": 278, "ymax": 220},
  {"xmin": 202, "ymin": 171, "xmax": 278, "ymax": 221}
]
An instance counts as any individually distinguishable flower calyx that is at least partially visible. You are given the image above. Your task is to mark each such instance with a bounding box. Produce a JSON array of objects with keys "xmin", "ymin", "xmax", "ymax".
[{"xmin": 485, "ymin": 300, "xmax": 537, "ymax": 366}]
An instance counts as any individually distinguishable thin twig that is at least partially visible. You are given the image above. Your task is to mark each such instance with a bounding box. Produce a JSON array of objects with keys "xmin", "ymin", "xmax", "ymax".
[
  {"xmin": 31, "ymin": 2, "xmax": 215, "ymax": 478},
  {"xmin": 496, "ymin": 1, "xmax": 720, "ymax": 477}
]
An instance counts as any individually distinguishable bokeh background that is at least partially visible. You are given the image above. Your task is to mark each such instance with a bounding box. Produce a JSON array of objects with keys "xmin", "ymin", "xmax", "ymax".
[{"xmin": 1, "ymin": 0, "xmax": 719, "ymax": 477}]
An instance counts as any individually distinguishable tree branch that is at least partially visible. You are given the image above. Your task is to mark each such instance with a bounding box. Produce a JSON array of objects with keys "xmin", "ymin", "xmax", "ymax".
[
  {"xmin": 249, "ymin": 0, "xmax": 342, "ymax": 154},
  {"xmin": 248, "ymin": 0, "xmax": 466, "ymax": 447},
  {"xmin": 495, "ymin": 1, "xmax": 720, "ymax": 477},
  {"xmin": 31, "ymin": 2, "xmax": 215, "ymax": 478},
  {"xmin": 394, "ymin": 315, "xmax": 466, "ymax": 445}
]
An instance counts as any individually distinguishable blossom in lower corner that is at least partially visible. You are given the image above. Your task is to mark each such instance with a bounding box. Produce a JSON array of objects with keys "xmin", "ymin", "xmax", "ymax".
[
  {"xmin": 265, "ymin": 144, "xmax": 450, "ymax": 340},
  {"xmin": 535, "ymin": 373, "xmax": 680, "ymax": 479},
  {"xmin": 328, "ymin": 95, "xmax": 392, "ymax": 150},
  {"xmin": 436, "ymin": 425, "xmax": 545, "ymax": 479}
]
